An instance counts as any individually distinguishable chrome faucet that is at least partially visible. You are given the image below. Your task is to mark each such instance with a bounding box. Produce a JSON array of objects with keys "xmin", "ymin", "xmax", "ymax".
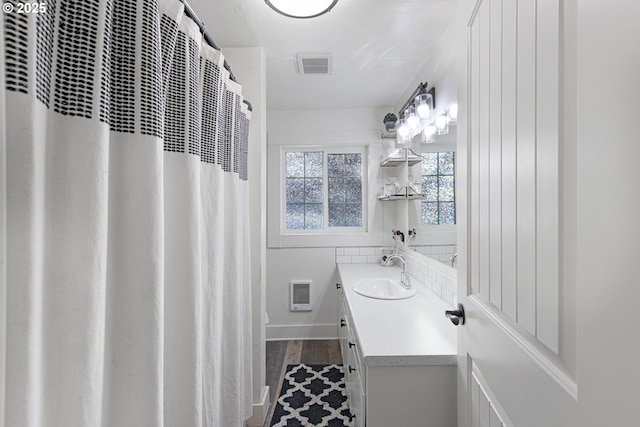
[
  {"xmin": 384, "ymin": 254, "xmax": 411, "ymax": 289},
  {"xmin": 450, "ymin": 253, "xmax": 458, "ymax": 267}
]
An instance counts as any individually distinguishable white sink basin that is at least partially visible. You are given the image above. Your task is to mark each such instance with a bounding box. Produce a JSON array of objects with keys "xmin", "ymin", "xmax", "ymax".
[{"xmin": 353, "ymin": 278, "xmax": 417, "ymax": 300}]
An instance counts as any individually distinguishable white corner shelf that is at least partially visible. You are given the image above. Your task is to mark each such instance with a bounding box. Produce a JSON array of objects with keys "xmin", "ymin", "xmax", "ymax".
[
  {"xmin": 380, "ymin": 147, "xmax": 423, "ymax": 167},
  {"xmin": 381, "ymin": 131, "xmax": 397, "ymax": 139},
  {"xmin": 378, "ymin": 185, "xmax": 424, "ymax": 201}
]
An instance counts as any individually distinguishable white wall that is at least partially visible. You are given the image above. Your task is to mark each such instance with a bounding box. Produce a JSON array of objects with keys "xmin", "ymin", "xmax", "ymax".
[
  {"xmin": 266, "ymin": 248, "xmax": 340, "ymax": 339},
  {"xmin": 219, "ymin": 47, "xmax": 268, "ymax": 423},
  {"xmin": 574, "ymin": 0, "xmax": 640, "ymax": 424}
]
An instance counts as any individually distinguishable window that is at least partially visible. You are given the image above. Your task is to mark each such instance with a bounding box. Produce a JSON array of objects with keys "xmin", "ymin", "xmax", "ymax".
[
  {"xmin": 421, "ymin": 151, "xmax": 456, "ymax": 225},
  {"xmin": 284, "ymin": 148, "xmax": 365, "ymax": 232}
]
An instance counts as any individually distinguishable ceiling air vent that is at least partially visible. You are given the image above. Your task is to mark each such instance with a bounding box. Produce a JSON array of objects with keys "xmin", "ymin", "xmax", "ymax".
[{"xmin": 296, "ymin": 54, "xmax": 333, "ymax": 75}]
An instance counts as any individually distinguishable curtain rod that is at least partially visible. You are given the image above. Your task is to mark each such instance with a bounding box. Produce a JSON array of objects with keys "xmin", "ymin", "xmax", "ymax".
[
  {"xmin": 179, "ymin": 0, "xmax": 236, "ymax": 82},
  {"xmin": 179, "ymin": 0, "xmax": 253, "ymax": 112}
]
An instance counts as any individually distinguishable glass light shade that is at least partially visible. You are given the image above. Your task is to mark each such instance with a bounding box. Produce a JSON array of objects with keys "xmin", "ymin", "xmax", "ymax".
[
  {"xmin": 449, "ymin": 103, "xmax": 458, "ymax": 122},
  {"xmin": 415, "ymin": 93, "xmax": 433, "ymax": 121},
  {"xmin": 423, "ymin": 124, "xmax": 436, "ymax": 138},
  {"xmin": 397, "ymin": 118, "xmax": 409, "ymax": 138},
  {"xmin": 265, "ymin": 0, "xmax": 339, "ymax": 18},
  {"xmin": 396, "ymin": 118, "xmax": 412, "ymax": 146},
  {"xmin": 406, "ymin": 106, "xmax": 420, "ymax": 132},
  {"xmin": 422, "ymin": 125, "xmax": 435, "ymax": 143},
  {"xmin": 435, "ymin": 114, "xmax": 449, "ymax": 135}
]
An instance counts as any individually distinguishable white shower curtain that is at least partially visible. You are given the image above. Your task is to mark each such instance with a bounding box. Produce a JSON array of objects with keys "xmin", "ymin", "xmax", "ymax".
[{"xmin": 2, "ymin": 0, "xmax": 252, "ymax": 426}]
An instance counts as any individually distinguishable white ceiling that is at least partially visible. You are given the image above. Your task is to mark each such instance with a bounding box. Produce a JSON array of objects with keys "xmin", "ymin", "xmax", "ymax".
[{"xmin": 187, "ymin": 0, "xmax": 458, "ymax": 111}]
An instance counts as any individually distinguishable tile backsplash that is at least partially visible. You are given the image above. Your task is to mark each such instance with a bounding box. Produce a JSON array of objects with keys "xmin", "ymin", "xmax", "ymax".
[
  {"xmin": 335, "ymin": 246, "xmax": 388, "ymax": 265},
  {"xmin": 412, "ymin": 245, "xmax": 457, "ymax": 266},
  {"xmin": 401, "ymin": 248, "xmax": 457, "ymax": 307},
  {"xmin": 335, "ymin": 246, "xmax": 457, "ymax": 307}
]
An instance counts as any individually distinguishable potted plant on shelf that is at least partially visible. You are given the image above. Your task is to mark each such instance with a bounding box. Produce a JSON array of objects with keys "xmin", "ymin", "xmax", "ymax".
[{"xmin": 383, "ymin": 112, "xmax": 397, "ymax": 132}]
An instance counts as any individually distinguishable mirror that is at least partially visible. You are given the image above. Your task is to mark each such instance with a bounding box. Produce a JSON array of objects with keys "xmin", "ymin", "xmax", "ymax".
[
  {"xmin": 379, "ymin": 71, "xmax": 459, "ymax": 268},
  {"xmin": 406, "ymin": 126, "xmax": 458, "ymax": 268}
]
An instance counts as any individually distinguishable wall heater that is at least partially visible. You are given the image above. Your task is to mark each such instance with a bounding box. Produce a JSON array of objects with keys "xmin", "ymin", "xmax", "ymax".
[{"xmin": 290, "ymin": 280, "xmax": 312, "ymax": 311}]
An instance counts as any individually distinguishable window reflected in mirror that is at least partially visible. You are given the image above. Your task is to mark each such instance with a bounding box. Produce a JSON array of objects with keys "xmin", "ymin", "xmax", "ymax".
[{"xmin": 421, "ymin": 152, "xmax": 456, "ymax": 225}]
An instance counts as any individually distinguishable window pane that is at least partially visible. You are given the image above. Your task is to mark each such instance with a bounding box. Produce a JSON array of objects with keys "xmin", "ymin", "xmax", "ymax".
[
  {"xmin": 327, "ymin": 154, "xmax": 344, "ymax": 177},
  {"xmin": 328, "ymin": 204, "xmax": 344, "ymax": 227},
  {"xmin": 286, "ymin": 178, "xmax": 304, "ymax": 203},
  {"xmin": 328, "ymin": 177, "xmax": 345, "ymax": 203},
  {"xmin": 421, "ymin": 202, "xmax": 439, "ymax": 225},
  {"xmin": 305, "ymin": 152, "xmax": 323, "ymax": 177},
  {"xmin": 439, "ymin": 202, "xmax": 456, "ymax": 224},
  {"xmin": 329, "ymin": 204, "xmax": 363, "ymax": 227},
  {"xmin": 286, "ymin": 152, "xmax": 304, "ymax": 177},
  {"xmin": 304, "ymin": 178, "xmax": 323, "ymax": 203},
  {"xmin": 344, "ymin": 204, "xmax": 363, "ymax": 227},
  {"xmin": 344, "ymin": 154, "xmax": 362, "ymax": 177},
  {"xmin": 422, "ymin": 152, "xmax": 438, "ymax": 175},
  {"xmin": 286, "ymin": 203, "xmax": 305, "ymax": 229},
  {"xmin": 422, "ymin": 176, "xmax": 438, "ymax": 201},
  {"xmin": 344, "ymin": 177, "xmax": 362, "ymax": 203},
  {"xmin": 439, "ymin": 175, "xmax": 455, "ymax": 201},
  {"xmin": 305, "ymin": 203, "xmax": 323, "ymax": 229},
  {"xmin": 438, "ymin": 152, "xmax": 455, "ymax": 175}
]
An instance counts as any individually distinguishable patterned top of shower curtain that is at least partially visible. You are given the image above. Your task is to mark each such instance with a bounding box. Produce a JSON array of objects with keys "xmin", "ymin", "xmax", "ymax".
[{"xmin": 3, "ymin": 0, "xmax": 250, "ymax": 180}]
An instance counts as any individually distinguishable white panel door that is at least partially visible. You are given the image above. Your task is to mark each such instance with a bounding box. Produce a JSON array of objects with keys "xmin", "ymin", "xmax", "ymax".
[{"xmin": 456, "ymin": 0, "xmax": 640, "ymax": 425}]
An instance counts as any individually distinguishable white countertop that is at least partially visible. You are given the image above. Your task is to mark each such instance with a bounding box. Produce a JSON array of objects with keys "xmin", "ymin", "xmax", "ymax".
[{"xmin": 337, "ymin": 263, "xmax": 458, "ymax": 366}]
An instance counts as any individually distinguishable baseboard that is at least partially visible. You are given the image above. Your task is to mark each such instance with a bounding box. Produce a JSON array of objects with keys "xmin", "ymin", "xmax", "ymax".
[
  {"xmin": 266, "ymin": 323, "xmax": 338, "ymax": 341},
  {"xmin": 245, "ymin": 386, "xmax": 270, "ymax": 427}
]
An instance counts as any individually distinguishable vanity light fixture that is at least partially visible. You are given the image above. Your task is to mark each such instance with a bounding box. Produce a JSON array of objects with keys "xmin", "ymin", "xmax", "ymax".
[
  {"xmin": 265, "ymin": 0, "xmax": 339, "ymax": 19},
  {"xmin": 396, "ymin": 83, "xmax": 437, "ymax": 144},
  {"xmin": 394, "ymin": 83, "xmax": 457, "ymax": 144}
]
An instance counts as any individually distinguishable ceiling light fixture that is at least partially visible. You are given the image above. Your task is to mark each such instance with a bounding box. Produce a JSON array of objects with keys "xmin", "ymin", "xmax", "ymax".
[{"xmin": 265, "ymin": 0, "xmax": 339, "ymax": 19}]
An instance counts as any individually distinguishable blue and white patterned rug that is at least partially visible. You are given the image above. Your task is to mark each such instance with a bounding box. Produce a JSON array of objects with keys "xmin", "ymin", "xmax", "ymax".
[{"xmin": 269, "ymin": 364, "xmax": 353, "ymax": 427}]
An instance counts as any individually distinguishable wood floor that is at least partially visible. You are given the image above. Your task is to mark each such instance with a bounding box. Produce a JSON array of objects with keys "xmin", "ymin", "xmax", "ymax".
[{"xmin": 263, "ymin": 340, "xmax": 342, "ymax": 427}]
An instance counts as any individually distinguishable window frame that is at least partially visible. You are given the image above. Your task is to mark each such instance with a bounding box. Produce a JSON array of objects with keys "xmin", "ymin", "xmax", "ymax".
[{"xmin": 280, "ymin": 145, "xmax": 368, "ymax": 235}]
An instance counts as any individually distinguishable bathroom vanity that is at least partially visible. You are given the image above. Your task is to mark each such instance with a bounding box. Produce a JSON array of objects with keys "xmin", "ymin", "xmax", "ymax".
[{"xmin": 337, "ymin": 263, "xmax": 457, "ymax": 427}]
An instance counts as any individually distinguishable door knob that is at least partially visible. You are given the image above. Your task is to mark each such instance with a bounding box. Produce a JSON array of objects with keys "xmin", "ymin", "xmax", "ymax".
[{"xmin": 445, "ymin": 303, "xmax": 465, "ymax": 326}]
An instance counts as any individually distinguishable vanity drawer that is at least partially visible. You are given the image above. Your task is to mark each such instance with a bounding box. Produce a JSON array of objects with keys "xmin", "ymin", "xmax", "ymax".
[
  {"xmin": 338, "ymin": 298, "xmax": 349, "ymax": 365},
  {"xmin": 349, "ymin": 332, "xmax": 365, "ymax": 390}
]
